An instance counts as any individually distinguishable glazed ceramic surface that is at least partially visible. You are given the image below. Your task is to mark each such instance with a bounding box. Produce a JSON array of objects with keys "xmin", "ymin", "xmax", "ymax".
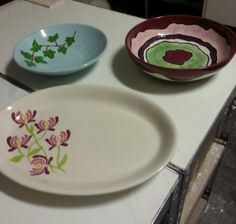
[
  {"xmin": 0, "ymin": 84, "xmax": 176, "ymax": 195},
  {"xmin": 13, "ymin": 23, "xmax": 107, "ymax": 75},
  {"xmin": 125, "ymin": 15, "xmax": 236, "ymax": 81}
]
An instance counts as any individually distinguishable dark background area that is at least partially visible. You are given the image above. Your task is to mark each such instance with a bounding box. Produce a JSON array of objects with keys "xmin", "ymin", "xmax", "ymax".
[
  {"xmin": 107, "ymin": 0, "xmax": 204, "ymax": 18},
  {"xmin": 1, "ymin": 0, "xmax": 12, "ymax": 5},
  {"xmin": 0, "ymin": 0, "xmax": 204, "ymax": 18},
  {"xmin": 1, "ymin": 0, "xmax": 235, "ymax": 32}
]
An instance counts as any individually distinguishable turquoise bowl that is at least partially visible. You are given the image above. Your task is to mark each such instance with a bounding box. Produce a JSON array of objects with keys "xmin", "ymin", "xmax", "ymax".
[{"xmin": 13, "ymin": 23, "xmax": 107, "ymax": 75}]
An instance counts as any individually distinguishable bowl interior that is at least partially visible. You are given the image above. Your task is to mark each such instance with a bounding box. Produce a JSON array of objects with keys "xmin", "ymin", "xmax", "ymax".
[
  {"xmin": 14, "ymin": 23, "xmax": 107, "ymax": 75},
  {"xmin": 126, "ymin": 16, "xmax": 236, "ymax": 70}
]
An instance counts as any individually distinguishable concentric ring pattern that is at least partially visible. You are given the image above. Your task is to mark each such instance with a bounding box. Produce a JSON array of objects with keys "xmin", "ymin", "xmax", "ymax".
[
  {"xmin": 138, "ymin": 34, "xmax": 217, "ymax": 69},
  {"xmin": 131, "ymin": 23, "xmax": 231, "ymax": 69}
]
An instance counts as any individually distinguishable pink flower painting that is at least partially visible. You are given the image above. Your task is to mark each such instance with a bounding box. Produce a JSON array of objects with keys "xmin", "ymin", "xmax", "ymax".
[
  {"xmin": 35, "ymin": 116, "xmax": 59, "ymax": 133},
  {"xmin": 7, "ymin": 134, "xmax": 32, "ymax": 152},
  {"xmin": 46, "ymin": 130, "xmax": 71, "ymax": 150},
  {"xmin": 7, "ymin": 109, "xmax": 71, "ymax": 176},
  {"xmin": 30, "ymin": 155, "xmax": 53, "ymax": 176},
  {"xmin": 11, "ymin": 110, "xmax": 36, "ymax": 127}
]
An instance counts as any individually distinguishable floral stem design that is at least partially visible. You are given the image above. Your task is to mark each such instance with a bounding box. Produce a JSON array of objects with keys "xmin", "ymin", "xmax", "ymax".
[
  {"xmin": 56, "ymin": 145, "xmax": 61, "ymax": 168},
  {"xmin": 17, "ymin": 148, "xmax": 25, "ymax": 157},
  {"xmin": 26, "ymin": 125, "xmax": 48, "ymax": 158},
  {"xmin": 7, "ymin": 110, "xmax": 71, "ymax": 176}
]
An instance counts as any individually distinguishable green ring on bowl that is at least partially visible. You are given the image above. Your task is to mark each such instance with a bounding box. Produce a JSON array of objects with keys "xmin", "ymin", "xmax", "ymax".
[{"xmin": 145, "ymin": 41, "xmax": 210, "ymax": 69}]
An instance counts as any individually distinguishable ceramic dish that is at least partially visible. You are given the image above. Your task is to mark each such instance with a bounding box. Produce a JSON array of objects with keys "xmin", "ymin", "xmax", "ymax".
[
  {"xmin": 125, "ymin": 15, "xmax": 236, "ymax": 82},
  {"xmin": 0, "ymin": 84, "xmax": 176, "ymax": 195},
  {"xmin": 13, "ymin": 23, "xmax": 107, "ymax": 75}
]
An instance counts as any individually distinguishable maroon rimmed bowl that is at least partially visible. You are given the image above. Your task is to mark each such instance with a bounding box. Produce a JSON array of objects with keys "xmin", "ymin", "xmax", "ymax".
[{"xmin": 125, "ymin": 15, "xmax": 236, "ymax": 82}]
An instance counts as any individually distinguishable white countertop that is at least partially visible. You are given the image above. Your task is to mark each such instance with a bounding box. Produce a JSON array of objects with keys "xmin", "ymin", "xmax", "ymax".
[
  {"xmin": 0, "ymin": 169, "xmax": 178, "ymax": 224},
  {"xmin": 0, "ymin": 75, "xmax": 179, "ymax": 224},
  {"xmin": 0, "ymin": 2, "xmax": 182, "ymax": 223},
  {"xmin": 1, "ymin": 0, "xmax": 235, "ymax": 223},
  {"xmin": 0, "ymin": 0, "xmax": 235, "ymax": 171}
]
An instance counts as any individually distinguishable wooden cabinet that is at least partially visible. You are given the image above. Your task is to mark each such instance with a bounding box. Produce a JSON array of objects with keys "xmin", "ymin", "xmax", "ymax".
[{"xmin": 177, "ymin": 92, "xmax": 236, "ymax": 224}]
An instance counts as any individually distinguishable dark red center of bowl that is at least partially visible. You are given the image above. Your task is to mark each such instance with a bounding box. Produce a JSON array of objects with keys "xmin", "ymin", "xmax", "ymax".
[{"xmin": 163, "ymin": 49, "xmax": 193, "ymax": 65}]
